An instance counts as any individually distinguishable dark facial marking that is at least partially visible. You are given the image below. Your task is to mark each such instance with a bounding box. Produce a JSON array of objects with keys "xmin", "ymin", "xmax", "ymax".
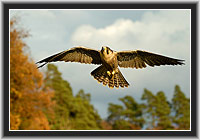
[{"xmin": 106, "ymin": 49, "xmax": 109, "ymax": 54}]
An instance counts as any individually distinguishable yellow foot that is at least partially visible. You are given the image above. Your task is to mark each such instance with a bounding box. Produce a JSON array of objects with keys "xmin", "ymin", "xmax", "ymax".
[
  {"xmin": 107, "ymin": 71, "xmax": 115, "ymax": 76},
  {"xmin": 107, "ymin": 71, "xmax": 111, "ymax": 76},
  {"xmin": 112, "ymin": 71, "xmax": 115, "ymax": 75}
]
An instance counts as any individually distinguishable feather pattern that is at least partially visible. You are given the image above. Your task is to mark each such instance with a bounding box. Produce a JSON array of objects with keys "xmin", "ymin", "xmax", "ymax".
[
  {"xmin": 91, "ymin": 66, "xmax": 129, "ymax": 89},
  {"xmin": 117, "ymin": 50, "xmax": 184, "ymax": 69},
  {"xmin": 36, "ymin": 47, "xmax": 102, "ymax": 68}
]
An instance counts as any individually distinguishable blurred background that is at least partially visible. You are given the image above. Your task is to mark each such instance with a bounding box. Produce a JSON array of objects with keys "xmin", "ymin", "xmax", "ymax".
[{"xmin": 10, "ymin": 9, "xmax": 190, "ymax": 130}]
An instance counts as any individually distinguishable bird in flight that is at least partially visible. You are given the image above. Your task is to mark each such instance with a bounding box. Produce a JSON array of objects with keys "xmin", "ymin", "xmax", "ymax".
[{"xmin": 36, "ymin": 46, "xmax": 184, "ymax": 89}]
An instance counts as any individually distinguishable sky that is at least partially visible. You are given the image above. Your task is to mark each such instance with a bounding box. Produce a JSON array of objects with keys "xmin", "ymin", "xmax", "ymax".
[{"xmin": 10, "ymin": 9, "xmax": 190, "ymax": 119}]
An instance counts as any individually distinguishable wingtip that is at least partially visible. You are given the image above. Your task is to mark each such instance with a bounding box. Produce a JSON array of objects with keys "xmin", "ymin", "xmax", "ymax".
[
  {"xmin": 179, "ymin": 59, "xmax": 185, "ymax": 65},
  {"xmin": 35, "ymin": 60, "xmax": 43, "ymax": 64},
  {"xmin": 36, "ymin": 62, "xmax": 48, "ymax": 68}
]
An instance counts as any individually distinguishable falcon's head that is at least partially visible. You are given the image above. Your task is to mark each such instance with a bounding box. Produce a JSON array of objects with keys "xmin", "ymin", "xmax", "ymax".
[{"xmin": 101, "ymin": 46, "xmax": 114, "ymax": 57}]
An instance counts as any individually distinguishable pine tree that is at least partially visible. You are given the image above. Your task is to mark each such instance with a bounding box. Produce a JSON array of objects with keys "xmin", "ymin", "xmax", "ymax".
[
  {"xmin": 44, "ymin": 64, "xmax": 73, "ymax": 129},
  {"xmin": 141, "ymin": 89, "xmax": 173, "ymax": 129},
  {"xmin": 155, "ymin": 92, "xmax": 173, "ymax": 129},
  {"xmin": 172, "ymin": 85, "xmax": 190, "ymax": 130},
  {"xmin": 141, "ymin": 89, "xmax": 157, "ymax": 129},
  {"xmin": 72, "ymin": 89, "xmax": 102, "ymax": 130},
  {"xmin": 107, "ymin": 96, "xmax": 144, "ymax": 130},
  {"xmin": 44, "ymin": 64, "xmax": 102, "ymax": 130}
]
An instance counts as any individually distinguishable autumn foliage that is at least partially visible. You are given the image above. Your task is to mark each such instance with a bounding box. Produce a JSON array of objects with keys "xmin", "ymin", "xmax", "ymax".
[
  {"xmin": 10, "ymin": 19, "xmax": 54, "ymax": 130},
  {"xmin": 10, "ymin": 18, "xmax": 101, "ymax": 130}
]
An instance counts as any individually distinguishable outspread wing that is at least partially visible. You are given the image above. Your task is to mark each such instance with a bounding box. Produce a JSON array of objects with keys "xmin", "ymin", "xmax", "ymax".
[
  {"xmin": 117, "ymin": 50, "xmax": 185, "ymax": 69},
  {"xmin": 36, "ymin": 47, "xmax": 102, "ymax": 68}
]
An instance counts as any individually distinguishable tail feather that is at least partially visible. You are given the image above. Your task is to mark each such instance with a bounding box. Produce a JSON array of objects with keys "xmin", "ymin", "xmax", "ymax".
[
  {"xmin": 114, "ymin": 74, "xmax": 119, "ymax": 89},
  {"xmin": 91, "ymin": 65, "xmax": 129, "ymax": 89},
  {"xmin": 108, "ymin": 76, "xmax": 115, "ymax": 88},
  {"xmin": 118, "ymin": 70, "xmax": 129, "ymax": 88},
  {"xmin": 103, "ymin": 77, "xmax": 109, "ymax": 86}
]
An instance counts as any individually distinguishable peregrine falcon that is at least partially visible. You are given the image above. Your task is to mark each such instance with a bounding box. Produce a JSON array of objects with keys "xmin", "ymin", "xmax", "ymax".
[{"xmin": 36, "ymin": 46, "xmax": 184, "ymax": 89}]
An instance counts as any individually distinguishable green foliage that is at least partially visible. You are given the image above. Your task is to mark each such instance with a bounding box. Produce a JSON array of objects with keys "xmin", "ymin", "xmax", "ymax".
[
  {"xmin": 172, "ymin": 85, "xmax": 190, "ymax": 130},
  {"xmin": 112, "ymin": 120, "xmax": 133, "ymax": 130},
  {"xmin": 140, "ymin": 86, "xmax": 190, "ymax": 130},
  {"xmin": 141, "ymin": 89, "xmax": 157, "ymax": 128},
  {"xmin": 141, "ymin": 89, "xmax": 173, "ymax": 129},
  {"xmin": 108, "ymin": 103, "xmax": 124, "ymax": 121},
  {"xmin": 70, "ymin": 89, "xmax": 101, "ymax": 130},
  {"xmin": 155, "ymin": 91, "xmax": 173, "ymax": 129},
  {"xmin": 44, "ymin": 64, "xmax": 102, "ymax": 130},
  {"xmin": 44, "ymin": 64, "xmax": 72, "ymax": 129},
  {"xmin": 107, "ymin": 96, "xmax": 144, "ymax": 130},
  {"xmin": 43, "ymin": 67, "xmax": 191, "ymax": 131}
]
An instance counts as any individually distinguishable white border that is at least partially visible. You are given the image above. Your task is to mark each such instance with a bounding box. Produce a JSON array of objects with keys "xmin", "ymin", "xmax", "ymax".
[{"xmin": 8, "ymin": 9, "xmax": 192, "ymax": 132}]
